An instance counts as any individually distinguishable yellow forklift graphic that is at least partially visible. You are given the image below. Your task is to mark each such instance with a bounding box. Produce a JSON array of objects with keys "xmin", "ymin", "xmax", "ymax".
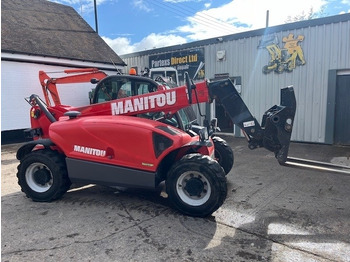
[{"xmin": 258, "ymin": 33, "xmax": 306, "ymax": 74}]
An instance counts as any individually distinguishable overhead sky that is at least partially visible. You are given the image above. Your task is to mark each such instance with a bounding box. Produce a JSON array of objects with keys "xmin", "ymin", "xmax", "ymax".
[{"xmin": 52, "ymin": 0, "xmax": 350, "ymax": 55}]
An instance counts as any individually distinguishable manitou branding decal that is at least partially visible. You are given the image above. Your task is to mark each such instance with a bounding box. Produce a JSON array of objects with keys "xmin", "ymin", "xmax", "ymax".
[
  {"xmin": 111, "ymin": 91, "xmax": 176, "ymax": 115},
  {"xmin": 74, "ymin": 145, "xmax": 106, "ymax": 157}
]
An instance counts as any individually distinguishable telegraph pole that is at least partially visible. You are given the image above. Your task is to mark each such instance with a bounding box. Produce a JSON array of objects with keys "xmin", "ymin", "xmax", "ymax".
[{"xmin": 94, "ymin": 0, "xmax": 98, "ymax": 34}]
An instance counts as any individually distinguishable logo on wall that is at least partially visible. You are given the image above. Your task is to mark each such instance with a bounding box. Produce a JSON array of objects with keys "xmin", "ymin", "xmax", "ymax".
[
  {"xmin": 258, "ymin": 33, "xmax": 306, "ymax": 74},
  {"xmin": 149, "ymin": 48, "xmax": 205, "ymax": 81}
]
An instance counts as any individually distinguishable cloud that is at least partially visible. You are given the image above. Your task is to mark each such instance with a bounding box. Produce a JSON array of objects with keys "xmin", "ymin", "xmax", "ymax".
[
  {"xmin": 51, "ymin": 0, "xmax": 109, "ymax": 14},
  {"xmin": 176, "ymin": 0, "xmax": 327, "ymax": 41},
  {"xmin": 102, "ymin": 36, "xmax": 135, "ymax": 55},
  {"xmin": 110, "ymin": 0, "xmax": 327, "ymax": 54},
  {"xmin": 102, "ymin": 33, "xmax": 187, "ymax": 55},
  {"xmin": 133, "ymin": 0, "xmax": 152, "ymax": 12},
  {"xmin": 164, "ymin": 0, "xmax": 205, "ymax": 3}
]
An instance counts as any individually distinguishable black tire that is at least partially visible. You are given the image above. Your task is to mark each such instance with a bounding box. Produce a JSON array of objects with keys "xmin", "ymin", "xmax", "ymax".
[
  {"xmin": 212, "ymin": 136, "xmax": 234, "ymax": 175},
  {"xmin": 17, "ymin": 150, "xmax": 71, "ymax": 202},
  {"xmin": 166, "ymin": 154, "xmax": 227, "ymax": 217}
]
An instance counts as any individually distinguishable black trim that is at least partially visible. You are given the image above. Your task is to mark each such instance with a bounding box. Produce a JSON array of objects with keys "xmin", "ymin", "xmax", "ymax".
[
  {"xmin": 1, "ymin": 56, "xmax": 123, "ymax": 72},
  {"xmin": 66, "ymin": 158, "xmax": 157, "ymax": 189},
  {"xmin": 156, "ymin": 126, "xmax": 179, "ymax": 135},
  {"xmin": 190, "ymin": 140, "xmax": 213, "ymax": 147},
  {"xmin": 16, "ymin": 139, "xmax": 54, "ymax": 160},
  {"xmin": 2, "ymin": 51, "xmax": 126, "ymax": 67},
  {"xmin": 24, "ymin": 128, "xmax": 43, "ymax": 139},
  {"xmin": 153, "ymin": 132, "xmax": 174, "ymax": 158},
  {"xmin": 1, "ymin": 129, "xmax": 27, "ymax": 145}
]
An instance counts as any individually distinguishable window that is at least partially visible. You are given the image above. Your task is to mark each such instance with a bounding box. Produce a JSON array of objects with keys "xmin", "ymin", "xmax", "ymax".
[
  {"xmin": 94, "ymin": 77, "xmax": 158, "ymax": 104},
  {"xmin": 136, "ymin": 82, "xmax": 158, "ymax": 95}
]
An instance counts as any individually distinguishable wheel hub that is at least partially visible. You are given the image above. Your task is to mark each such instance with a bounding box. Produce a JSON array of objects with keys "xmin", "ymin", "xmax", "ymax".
[
  {"xmin": 184, "ymin": 177, "xmax": 206, "ymax": 197},
  {"xmin": 33, "ymin": 168, "xmax": 51, "ymax": 186}
]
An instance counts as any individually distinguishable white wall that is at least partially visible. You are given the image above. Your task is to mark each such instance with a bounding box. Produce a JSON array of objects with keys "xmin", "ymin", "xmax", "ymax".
[{"xmin": 1, "ymin": 60, "xmax": 118, "ymax": 131}]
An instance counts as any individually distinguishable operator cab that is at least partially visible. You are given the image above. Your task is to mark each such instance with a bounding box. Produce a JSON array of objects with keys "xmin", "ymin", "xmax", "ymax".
[
  {"xmin": 91, "ymin": 75, "xmax": 160, "ymax": 104},
  {"xmin": 91, "ymin": 74, "xmax": 198, "ymax": 133}
]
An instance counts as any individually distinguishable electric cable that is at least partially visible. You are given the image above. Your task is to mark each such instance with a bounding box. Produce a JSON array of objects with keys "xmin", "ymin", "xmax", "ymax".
[{"xmin": 146, "ymin": 0, "xmax": 237, "ymax": 35}]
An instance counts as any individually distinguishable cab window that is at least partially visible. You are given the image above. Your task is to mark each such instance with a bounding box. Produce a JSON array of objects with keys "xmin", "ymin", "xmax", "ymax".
[
  {"xmin": 94, "ymin": 77, "xmax": 158, "ymax": 104},
  {"xmin": 136, "ymin": 82, "xmax": 157, "ymax": 95}
]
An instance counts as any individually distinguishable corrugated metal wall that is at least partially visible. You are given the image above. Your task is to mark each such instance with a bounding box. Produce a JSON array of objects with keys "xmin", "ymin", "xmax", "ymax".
[{"xmin": 122, "ymin": 15, "xmax": 350, "ymax": 143}]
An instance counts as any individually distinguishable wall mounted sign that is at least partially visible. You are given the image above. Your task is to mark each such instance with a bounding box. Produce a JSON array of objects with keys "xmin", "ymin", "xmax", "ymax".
[
  {"xmin": 258, "ymin": 33, "xmax": 306, "ymax": 74},
  {"xmin": 149, "ymin": 48, "xmax": 205, "ymax": 81}
]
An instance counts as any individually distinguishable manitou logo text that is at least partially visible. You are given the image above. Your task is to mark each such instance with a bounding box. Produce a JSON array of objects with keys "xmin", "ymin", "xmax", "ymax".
[
  {"xmin": 73, "ymin": 145, "xmax": 106, "ymax": 157},
  {"xmin": 111, "ymin": 91, "xmax": 176, "ymax": 115}
]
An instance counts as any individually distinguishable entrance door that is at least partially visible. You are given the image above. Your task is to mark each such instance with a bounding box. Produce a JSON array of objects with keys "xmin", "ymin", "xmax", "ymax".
[{"xmin": 334, "ymin": 74, "xmax": 350, "ymax": 145}]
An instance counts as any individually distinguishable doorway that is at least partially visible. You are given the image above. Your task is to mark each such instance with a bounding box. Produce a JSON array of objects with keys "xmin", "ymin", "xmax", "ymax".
[{"xmin": 334, "ymin": 74, "xmax": 350, "ymax": 145}]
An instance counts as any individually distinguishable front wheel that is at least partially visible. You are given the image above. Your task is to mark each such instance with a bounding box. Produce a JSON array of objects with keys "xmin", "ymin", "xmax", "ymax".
[
  {"xmin": 17, "ymin": 149, "xmax": 71, "ymax": 202},
  {"xmin": 212, "ymin": 136, "xmax": 234, "ymax": 175},
  {"xmin": 166, "ymin": 154, "xmax": 227, "ymax": 217}
]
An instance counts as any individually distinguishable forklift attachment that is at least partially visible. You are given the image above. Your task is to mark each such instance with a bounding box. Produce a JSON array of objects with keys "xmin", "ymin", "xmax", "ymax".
[
  {"xmin": 208, "ymin": 80, "xmax": 296, "ymax": 163},
  {"xmin": 283, "ymin": 157, "xmax": 350, "ymax": 175},
  {"xmin": 261, "ymin": 86, "xmax": 296, "ymax": 163}
]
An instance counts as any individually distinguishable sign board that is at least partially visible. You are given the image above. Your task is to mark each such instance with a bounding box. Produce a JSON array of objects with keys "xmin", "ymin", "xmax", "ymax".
[{"xmin": 149, "ymin": 48, "xmax": 205, "ymax": 83}]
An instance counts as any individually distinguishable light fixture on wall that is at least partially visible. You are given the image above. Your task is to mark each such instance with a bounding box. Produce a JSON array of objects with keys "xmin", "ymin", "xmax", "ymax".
[{"xmin": 216, "ymin": 50, "xmax": 226, "ymax": 61}]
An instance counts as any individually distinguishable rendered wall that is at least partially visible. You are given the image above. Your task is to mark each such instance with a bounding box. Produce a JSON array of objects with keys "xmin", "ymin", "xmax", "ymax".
[{"xmin": 1, "ymin": 59, "xmax": 119, "ymax": 131}]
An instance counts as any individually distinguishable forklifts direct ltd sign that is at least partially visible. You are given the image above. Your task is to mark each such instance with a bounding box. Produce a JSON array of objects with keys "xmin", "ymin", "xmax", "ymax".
[{"xmin": 149, "ymin": 48, "xmax": 205, "ymax": 81}]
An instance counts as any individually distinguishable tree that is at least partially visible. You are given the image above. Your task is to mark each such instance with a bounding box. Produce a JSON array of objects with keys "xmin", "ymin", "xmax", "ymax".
[{"xmin": 285, "ymin": 7, "xmax": 326, "ymax": 23}]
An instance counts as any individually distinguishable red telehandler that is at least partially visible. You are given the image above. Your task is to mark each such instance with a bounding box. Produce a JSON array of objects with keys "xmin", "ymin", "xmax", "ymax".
[{"xmin": 17, "ymin": 68, "xmax": 296, "ymax": 217}]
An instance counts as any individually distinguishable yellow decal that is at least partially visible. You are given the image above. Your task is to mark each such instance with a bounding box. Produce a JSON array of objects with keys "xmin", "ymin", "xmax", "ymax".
[
  {"xmin": 142, "ymin": 162, "xmax": 154, "ymax": 167},
  {"xmin": 258, "ymin": 33, "xmax": 306, "ymax": 74}
]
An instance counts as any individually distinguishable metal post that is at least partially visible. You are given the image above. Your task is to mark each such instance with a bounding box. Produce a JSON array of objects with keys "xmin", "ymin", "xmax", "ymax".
[
  {"xmin": 94, "ymin": 0, "xmax": 98, "ymax": 34},
  {"xmin": 266, "ymin": 10, "xmax": 269, "ymax": 27}
]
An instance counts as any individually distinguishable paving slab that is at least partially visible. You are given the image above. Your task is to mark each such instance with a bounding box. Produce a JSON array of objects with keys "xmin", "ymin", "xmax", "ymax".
[{"xmin": 2, "ymin": 136, "xmax": 350, "ymax": 261}]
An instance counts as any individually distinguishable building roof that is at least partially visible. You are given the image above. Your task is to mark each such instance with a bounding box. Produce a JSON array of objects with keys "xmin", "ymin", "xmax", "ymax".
[{"xmin": 1, "ymin": 0, "xmax": 126, "ymax": 66}]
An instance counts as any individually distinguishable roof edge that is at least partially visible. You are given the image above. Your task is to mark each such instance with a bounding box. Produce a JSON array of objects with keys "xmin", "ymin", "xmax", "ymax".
[
  {"xmin": 1, "ymin": 52, "xmax": 124, "ymax": 71},
  {"xmin": 1, "ymin": 49, "xmax": 126, "ymax": 66}
]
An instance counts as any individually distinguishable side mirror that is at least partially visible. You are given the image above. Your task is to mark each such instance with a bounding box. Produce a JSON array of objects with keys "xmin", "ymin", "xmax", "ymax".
[
  {"xmin": 184, "ymin": 72, "xmax": 193, "ymax": 104},
  {"xmin": 90, "ymin": 78, "xmax": 100, "ymax": 84}
]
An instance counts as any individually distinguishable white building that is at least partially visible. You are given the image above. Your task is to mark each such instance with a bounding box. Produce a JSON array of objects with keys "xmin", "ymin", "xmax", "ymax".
[{"xmin": 1, "ymin": 0, "xmax": 126, "ymax": 143}]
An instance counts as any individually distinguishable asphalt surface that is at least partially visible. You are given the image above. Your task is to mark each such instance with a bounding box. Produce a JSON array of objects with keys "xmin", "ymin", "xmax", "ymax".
[{"xmin": 2, "ymin": 136, "xmax": 350, "ymax": 262}]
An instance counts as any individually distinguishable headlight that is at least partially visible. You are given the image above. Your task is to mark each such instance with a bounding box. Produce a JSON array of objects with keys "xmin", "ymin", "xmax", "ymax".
[{"xmin": 198, "ymin": 127, "xmax": 209, "ymax": 141}]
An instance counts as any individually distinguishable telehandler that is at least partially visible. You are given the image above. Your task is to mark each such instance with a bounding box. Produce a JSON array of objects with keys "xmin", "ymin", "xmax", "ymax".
[{"xmin": 17, "ymin": 68, "xmax": 296, "ymax": 217}]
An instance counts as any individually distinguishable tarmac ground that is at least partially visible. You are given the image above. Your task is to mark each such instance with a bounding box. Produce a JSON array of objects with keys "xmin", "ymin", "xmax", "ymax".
[{"xmin": 1, "ymin": 135, "xmax": 350, "ymax": 262}]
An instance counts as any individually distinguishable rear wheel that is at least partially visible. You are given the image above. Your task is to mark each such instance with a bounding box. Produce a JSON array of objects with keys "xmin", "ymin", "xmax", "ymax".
[
  {"xmin": 212, "ymin": 136, "xmax": 234, "ymax": 175},
  {"xmin": 17, "ymin": 150, "xmax": 71, "ymax": 202},
  {"xmin": 166, "ymin": 154, "xmax": 227, "ymax": 217}
]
